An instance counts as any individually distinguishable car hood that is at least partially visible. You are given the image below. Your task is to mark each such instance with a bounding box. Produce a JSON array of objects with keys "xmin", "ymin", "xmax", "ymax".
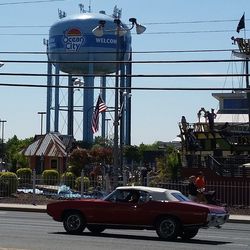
[{"xmin": 185, "ymin": 201, "xmax": 227, "ymax": 213}]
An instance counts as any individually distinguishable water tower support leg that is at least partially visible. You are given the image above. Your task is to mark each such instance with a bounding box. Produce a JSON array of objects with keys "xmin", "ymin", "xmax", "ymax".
[
  {"xmin": 68, "ymin": 74, "xmax": 74, "ymax": 136},
  {"xmin": 46, "ymin": 60, "xmax": 52, "ymax": 133},
  {"xmin": 54, "ymin": 65, "xmax": 60, "ymax": 132},
  {"xmin": 83, "ymin": 62, "xmax": 94, "ymax": 144}
]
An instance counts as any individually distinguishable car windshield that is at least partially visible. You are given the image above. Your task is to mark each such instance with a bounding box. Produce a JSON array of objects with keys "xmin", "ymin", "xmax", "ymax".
[{"xmin": 171, "ymin": 192, "xmax": 190, "ymax": 201}]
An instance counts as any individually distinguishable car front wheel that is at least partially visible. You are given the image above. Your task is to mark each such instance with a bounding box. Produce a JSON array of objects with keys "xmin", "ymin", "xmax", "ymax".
[
  {"xmin": 180, "ymin": 228, "xmax": 199, "ymax": 240},
  {"xmin": 156, "ymin": 217, "xmax": 180, "ymax": 241},
  {"xmin": 63, "ymin": 212, "xmax": 86, "ymax": 234},
  {"xmin": 87, "ymin": 225, "xmax": 105, "ymax": 234}
]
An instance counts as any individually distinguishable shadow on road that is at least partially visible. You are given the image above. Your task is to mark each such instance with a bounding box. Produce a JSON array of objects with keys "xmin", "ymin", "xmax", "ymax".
[{"xmin": 50, "ymin": 231, "xmax": 231, "ymax": 245}]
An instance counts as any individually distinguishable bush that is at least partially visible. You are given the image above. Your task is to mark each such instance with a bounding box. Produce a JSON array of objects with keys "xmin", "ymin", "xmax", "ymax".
[
  {"xmin": 16, "ymin": 168, "xmax": 32, "ymax": 186},
  {"xmin": 75, "ymin": 176, "xmax": 90, "ymax": 192},
  {"xmin": 42, "ymin": 170, "xmax": 59, "ymax": 185},
  {"xmin": 0, "ymin": 172, "xmax": 18, "ymax": 196},
  {"xmin": 61, "ymin": 172, "xmax": 76, "ymax": 189}
]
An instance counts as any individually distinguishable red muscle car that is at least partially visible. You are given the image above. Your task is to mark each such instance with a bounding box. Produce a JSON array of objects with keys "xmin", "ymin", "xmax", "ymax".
[{"xmin": 46, "ymin": 186, "xmax": 229, "ymax": 240}]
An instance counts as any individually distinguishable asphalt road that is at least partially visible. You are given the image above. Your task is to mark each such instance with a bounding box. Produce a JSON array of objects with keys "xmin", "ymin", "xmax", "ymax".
[{"xmin": 0, "ymin": 211, "xmax": 250, "ymax": 250}]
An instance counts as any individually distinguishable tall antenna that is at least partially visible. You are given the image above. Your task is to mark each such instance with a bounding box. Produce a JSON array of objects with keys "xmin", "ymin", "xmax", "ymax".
[
  {"xmin": 79, "ymin": 1, "xmax": 91, "ymax": 13},
  {"xmin": 58, "ymin": 9, "xmax": 67, "ymax": 19},
  {"xmin": 113, "ymin": 5, "xmax": 122, "ymax": 19},
  {"xmin": 88, "ymin": 0, "xmax": 92, "ymax": 12},
  {"xmin": 79, "ymin": 4, "xmax": 85, "ymax": 13}
]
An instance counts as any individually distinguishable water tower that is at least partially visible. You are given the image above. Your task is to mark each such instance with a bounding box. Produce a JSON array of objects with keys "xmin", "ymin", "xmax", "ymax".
[{"xmin": 45, "ymin": 7, "xmax": 132, "ymax": 144}]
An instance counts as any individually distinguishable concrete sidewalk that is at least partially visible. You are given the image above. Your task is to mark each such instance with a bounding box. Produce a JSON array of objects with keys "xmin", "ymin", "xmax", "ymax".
[
  {"xmin": 0, "ymin": 203, "xmax": 46, "ymax": 213},
  {"xmin": 0, "ymin": 203, "xmax": 250, "ymax": 224}
]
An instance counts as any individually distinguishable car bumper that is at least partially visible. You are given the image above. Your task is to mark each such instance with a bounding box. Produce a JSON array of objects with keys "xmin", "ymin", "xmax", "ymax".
[{"xmin": 206, "ymin": 213, "xmax": 229, "ymax": 227}]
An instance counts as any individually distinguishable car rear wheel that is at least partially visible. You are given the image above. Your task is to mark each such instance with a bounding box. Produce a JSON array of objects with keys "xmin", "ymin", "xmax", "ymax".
[
  {"xmin": 156, "ymin": 217, "xmax": 180, "ymax": 241},
  {"xmin": 87, "ymin": 225, "xmax": 105, "ymax": 234},
  {"xmin": 180, "ymin": 228, "xmax": 199, "ymax": 240},
  {"xmin": 63, "ymin": 212, "xmax": 86, "ymax": 234}
]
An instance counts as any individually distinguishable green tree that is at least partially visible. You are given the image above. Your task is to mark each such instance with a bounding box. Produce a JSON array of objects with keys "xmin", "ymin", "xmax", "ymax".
[
  {"xmin": 124, "ymin": 145, "xmax": 141, "ymax": 163},
  {"xmin": 5, "ymin": 135, "xmax": 33, "ymax": 171},
  {"xmin": 68, "ymin": 148, "xmax": 90, "ymax": 176},
  {"xmin": 156, "ymin": 146, "xmax": 180, "ymax": 182},
  {"xmin": 90, "ymin": 146, "xmax": 113, "ymax": 165},
  {"xmin": 93, "ymin": 136, "xmax": 113, "ymax": 147},
  {"xmin": 166, "ymin": 147, "xmax": 180, "ymax": 181},
  {"xmin": 156, "ymin": 155, "xmax": 169, "ymax": 182}
]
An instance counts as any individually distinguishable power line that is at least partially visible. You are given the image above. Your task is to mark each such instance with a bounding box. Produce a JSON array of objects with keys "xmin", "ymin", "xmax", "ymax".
[
  {"xmin": 143, "ymin": 29, "xmax": 243, "ymax": 35},
  {"xmin": 0, "ymin": 25, "xmax": 49, "ymax": 28},
  {"xmin": 0, "ymin": 59, "xmax": 246, "ymax": 64},
  {"xmin": 0, "ymin": 29, "xmax": 245, "ymax": 36},
  {"xmin": 0, "ymin": 18, "xmax": 249, "ymax": 28},
  {"xmin": 144, "ymin": 18, "xmax": 250, "ymax": 25},
  {"xmin": 0, "ymin": 72, "xmax": 249, "ymax": 78},
  {"xmin": 0, "ymin": 0, "xmax": 65, "ymax": 6},
  {"xmin": 0, "ymin": 82, "xmax": 247, "ymax": 92},
  {"xmin": 0, "ymin": 49, "xmax": 234, "ymax": 55}
]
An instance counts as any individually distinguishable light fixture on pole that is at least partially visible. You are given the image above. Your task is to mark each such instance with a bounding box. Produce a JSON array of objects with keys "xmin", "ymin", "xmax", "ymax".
[
  {"xmin": 92, "ymin": 17, "xmax": 146, "ymax": 187},
  {"xmin": 73, "ymin": 77, "xmax": 84, "ymax": 86},
  {"xmin": 0, "ymin": 62, "xmax": 4, "ymax": 68},
  {"xmin": 128, "ymin": 18, "xmax": 147, "ymax": 34}
]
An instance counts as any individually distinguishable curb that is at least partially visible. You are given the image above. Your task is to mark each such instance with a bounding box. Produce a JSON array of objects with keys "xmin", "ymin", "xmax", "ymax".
[
  {"xmin": 0, "ymin": 204, "xmax": 46, "ymax": 213},
  {"xmin": 228, "ymin": 215, "xmax": 250, "ymax": 224}
]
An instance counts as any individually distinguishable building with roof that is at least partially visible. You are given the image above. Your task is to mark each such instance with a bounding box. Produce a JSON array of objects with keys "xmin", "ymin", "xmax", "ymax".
[{"xmin": 22, "ymin": 133, "xmax": 74, "ymax": 174}]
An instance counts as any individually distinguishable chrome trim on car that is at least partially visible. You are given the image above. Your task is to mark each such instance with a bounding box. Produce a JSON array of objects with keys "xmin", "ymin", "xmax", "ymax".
[{"xmin": 206, "ymin": 213, "xmax": 229, "ymax": 227}]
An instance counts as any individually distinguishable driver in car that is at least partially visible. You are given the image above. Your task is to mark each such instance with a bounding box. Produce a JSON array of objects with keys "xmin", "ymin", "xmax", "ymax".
[{"xmin": 128, "ymin": 191, "xmax": 140, "ymax": 203}]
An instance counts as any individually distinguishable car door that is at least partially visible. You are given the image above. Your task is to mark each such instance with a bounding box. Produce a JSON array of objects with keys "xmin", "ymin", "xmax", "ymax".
[{"xmin": 108, "ymin": 190, "xmax": 152, "ymax": 226}]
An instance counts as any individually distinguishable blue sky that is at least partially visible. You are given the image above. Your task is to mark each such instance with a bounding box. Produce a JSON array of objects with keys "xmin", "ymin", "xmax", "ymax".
[{"xmin": 0, "ymin": 0, "xmax": 249, "ymax": 145}]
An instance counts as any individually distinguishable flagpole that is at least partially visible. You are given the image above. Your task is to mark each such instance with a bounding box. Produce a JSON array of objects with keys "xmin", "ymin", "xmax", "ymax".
[
  {"xmin": 236, "ymin": 12, "xmax": 250, "ymax": 124},
  {"xmin": 244, "ymin": 12, "xmax": 246, "ymax": 39},
  {"xmin": 242, "ymin": 13, "xmax": 250, "ymax": 125}
]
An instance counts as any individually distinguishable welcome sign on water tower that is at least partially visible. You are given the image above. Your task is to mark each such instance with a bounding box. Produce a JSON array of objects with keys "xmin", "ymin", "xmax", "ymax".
[{"xmin": 64, "ymin": 28, "xmax": 86, "ymax": 52}]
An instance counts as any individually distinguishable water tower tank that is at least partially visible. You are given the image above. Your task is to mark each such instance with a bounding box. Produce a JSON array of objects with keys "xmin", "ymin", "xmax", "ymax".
[{"xmin": 48, "ymin": 12, "xmax": 132, "ymax": 74}]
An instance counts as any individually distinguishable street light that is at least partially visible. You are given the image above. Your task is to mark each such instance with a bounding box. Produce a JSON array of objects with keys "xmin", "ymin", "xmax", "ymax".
[
  {"xmin": 119, "ymin": 91, "xmax": 132, "ymax": 170},
  {"xmin": 37, "ymin": 112, "xmax": 46, "ymax": 135},
  {"xmin": 105, "ymin": 118, "xmax": 111, "ymax": 140},
  {"xmin": 0, "ymin": 119, "xmax": 7, "ymax": 169},
  {"xmin": 92, "ymin": 17, "xmax": 146, "ymax": 187}
]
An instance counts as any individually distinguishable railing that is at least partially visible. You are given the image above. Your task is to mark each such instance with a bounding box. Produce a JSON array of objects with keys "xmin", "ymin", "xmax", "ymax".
[
  {"xmin": 157, "ymin": 180, "xmax": 250, "ymax": 207},
  {"xmin": 183, "ymin": 154, "xmax": 250, "ymax": 178},
  {"xmin": 1, "ymin": 171, "xmax": 250, "ymax": 207},
  {"xmin": 0, "ymin": 170, "xmax": 113, "ymax": 204}
]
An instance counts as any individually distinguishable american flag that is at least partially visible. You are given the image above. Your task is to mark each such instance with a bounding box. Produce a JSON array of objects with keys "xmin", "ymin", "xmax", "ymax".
[{"xmin": 91, "ymin": 95, "xmax": 107, "ymax": 133}]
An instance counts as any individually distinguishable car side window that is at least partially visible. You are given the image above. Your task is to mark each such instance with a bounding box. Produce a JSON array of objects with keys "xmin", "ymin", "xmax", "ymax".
[
  {"xmin": 126, "ymin": 190, "xmax": 150, "ymax": 203},
  {"xmin": 105, "ymin": 190, "xmax": 152, "ymax": 203},
  {"xmin": 106, "ymin": 190, "xmax": 130, "ymax": 202},
  {"xmin": 139, "ymin": 191, "xmax": 152, "ymax": 203}
]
